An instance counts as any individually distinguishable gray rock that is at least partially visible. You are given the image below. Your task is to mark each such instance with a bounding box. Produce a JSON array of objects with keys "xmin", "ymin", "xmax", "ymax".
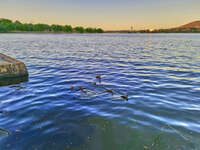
[{"xmin": 0, "ymin": 53, "xmax": 28, "ymax": 86}]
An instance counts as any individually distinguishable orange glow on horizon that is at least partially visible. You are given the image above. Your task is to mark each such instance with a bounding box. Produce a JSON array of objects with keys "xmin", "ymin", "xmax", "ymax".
[{"xmin": 0, "ymin": 0, "xmax": 200, "ymax": 31}]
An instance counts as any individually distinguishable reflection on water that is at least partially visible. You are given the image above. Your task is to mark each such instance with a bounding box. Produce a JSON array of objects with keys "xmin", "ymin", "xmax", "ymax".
[
  {"xmin": 85, "ymin": 117, "xmax": 196, "ymax": 150},
  {"xmin": 0, "ymin": 33, "xmax": 200, "ymax": 150},
  {"xmin": 0, "ymin": 76, "xmax": 28, "ymax": 87},
  {"xmin": 0, "ymin": 115, "xmax": 196, "ymax": 150}
]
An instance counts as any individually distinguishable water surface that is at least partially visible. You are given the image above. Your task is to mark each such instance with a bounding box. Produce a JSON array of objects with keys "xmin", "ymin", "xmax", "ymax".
[{"xmin": 0, "ymin": 33, "xmax": 200, "ymax": 150}]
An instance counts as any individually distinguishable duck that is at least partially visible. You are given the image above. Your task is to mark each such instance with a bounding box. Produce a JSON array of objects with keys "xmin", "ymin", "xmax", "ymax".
[
  {"xmin": 70, "ymin": 85, "xmax": 75, "ymax": 91},
  {"xmin": 106, "ymin": 89, "xmax": 114, "ymax": 95},
  {"xmin": 96, "ymin": 75, "xmax": 102, "ymax": 80},
  {"xmin": 96, "ymin": 75, "xmax": 102, "ymax": 83},
  {"xmin": 121, "ymin": 95, "xmax": 129, "ymax": 101},
  {"xmin": 79, "ymin": 86, "xmax": 87, "ymax": 93},
  {"xmin": 79, "ymin": 86, "xmax": 84, "ymax": 91}
]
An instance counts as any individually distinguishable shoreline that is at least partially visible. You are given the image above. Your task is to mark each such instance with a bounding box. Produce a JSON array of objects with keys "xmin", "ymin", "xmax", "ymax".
[
  {"xmin": 0, "ymin": 31, "xmax": 104, "ymax": 34},
  {"xmin": 1, "ymin": 31, "xmax": 200, "ymax": 34}
]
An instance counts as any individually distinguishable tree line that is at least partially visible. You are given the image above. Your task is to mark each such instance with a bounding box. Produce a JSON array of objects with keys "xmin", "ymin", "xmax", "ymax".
[{"xmin": 0, "ymin": 18, "xmax": 104, "ymax": 33}]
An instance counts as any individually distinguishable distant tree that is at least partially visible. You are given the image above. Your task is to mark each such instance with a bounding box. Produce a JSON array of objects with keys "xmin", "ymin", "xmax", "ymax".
[
  {"xmin": 0, "ymin": 25, "xmax": 8, "ymax": 32},
  {"xmin": 191, "ymin": 28, "xmax": 198, "ymax": 33},
  {"xmin": 14, "ymin": 20, "xmax": 22, "ymax": 24},
  {"xmin": 0, "ymin": 19, "xmax": 15, "ymax": 31},
  {"xmin": 84, "ymin": 28, "xmax": 104, "ymax": 33},
  {"xmin": 85, "ymin": 27, "xmax": 95, "ymax": 33},
  {"xmin": 96, "ymin": 28, "xmax": 104, "ymax": 33},
  {"xmin": 74, "ymin": 26, "xmax": 85, "ymax": 33},
  {"xmin": 0, "ymin": 18, "xmax": 104, "ymax": 33},
  {"xmin": 33, "ymin": 24, "xmax": 50, "ymax": 32},
  {"xmin": 51, "ymin": 25, "xmax": 64, "ymax": 32},
  {"xmin": 0, "ymin": 19, "xmax": 12, "ymax": 24},
  {"xmin": 63, "ymin": 25, "xmax": 73, "ymax": 32},
  {"xmin": 15, "ymin": 22, "xmax": 25, "ymax": 31}
]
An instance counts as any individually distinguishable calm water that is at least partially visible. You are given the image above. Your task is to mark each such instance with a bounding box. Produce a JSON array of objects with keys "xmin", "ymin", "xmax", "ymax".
[{"xmin": 0, "ymin": 33, "xmax": 200, "ymax": 150}]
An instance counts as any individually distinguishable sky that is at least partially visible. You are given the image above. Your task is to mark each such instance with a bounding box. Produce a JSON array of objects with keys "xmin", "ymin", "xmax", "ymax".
[{"xmin": 0, "ymin": 0, "xmax": 200, "ymax": 30}]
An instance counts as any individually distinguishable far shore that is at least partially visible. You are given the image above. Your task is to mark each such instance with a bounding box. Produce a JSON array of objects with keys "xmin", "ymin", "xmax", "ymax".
[
  {"xmin": 1, "ymin": 18, "xmax": 200, "ymax": 34},
  {"xmin": 1, "ymin": 31, "xmax": 200, "ymax": 34},
  {"xmin": 0, "ymin": 31, "xmax": 104, "ymax": 34}
]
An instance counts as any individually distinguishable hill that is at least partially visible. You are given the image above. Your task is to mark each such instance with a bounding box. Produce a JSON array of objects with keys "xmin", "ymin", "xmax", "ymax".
[
  {"xmin": 151, "ymin": 21, "xmax": 200, "ymax": 33},
  {"xmin": 178, "ymin": 21, "xmax": 200, "ymax": 29},
  {"xmin": 167, "ymin": 21, "xmax": 200, "ymax": 32},
  {"xmin": 106, "ymin": 21, "xmax": 200, "ymax": 33}
]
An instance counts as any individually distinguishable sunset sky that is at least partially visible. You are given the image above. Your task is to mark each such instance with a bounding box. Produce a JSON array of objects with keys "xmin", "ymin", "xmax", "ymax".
[{"xmin": 0, "ymin": 0, "xmax": 200, "ymax": 30}]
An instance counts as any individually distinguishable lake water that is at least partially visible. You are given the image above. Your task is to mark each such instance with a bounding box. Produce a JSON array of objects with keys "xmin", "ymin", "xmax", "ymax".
[{"xmin": 0, "ymin": 33, "xmax": 200, "ymax": 150}]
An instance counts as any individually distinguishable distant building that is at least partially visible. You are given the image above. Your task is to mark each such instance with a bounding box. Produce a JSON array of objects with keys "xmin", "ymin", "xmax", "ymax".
[{"xmin": 131, "ymin": 26, "xmax": 133, "ymax": 31}]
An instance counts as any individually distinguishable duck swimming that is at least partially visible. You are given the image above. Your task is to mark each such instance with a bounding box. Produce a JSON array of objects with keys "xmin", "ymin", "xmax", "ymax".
[
  {"xmin": 121, "ymin": 95, "xmax": 128, "ymax": 101},
  {"xmin": 70, "ymin": 85, "xmax": 75, "ymax": 91},
  {"xmin": 96, "ymin": 75, "xmax": 102, "ymax": 83},
  {"xmin": 79, "ymin": 86, "xmax": 87, "ymax": 93},
  {"xmin": 106, "ymin": 89, "xmax": 114, "ymax": 95}
]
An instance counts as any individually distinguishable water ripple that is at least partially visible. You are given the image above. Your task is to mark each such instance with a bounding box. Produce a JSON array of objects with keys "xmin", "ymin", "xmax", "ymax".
[{"xmin": 0, "ymin": 33, "xmax": 200, "ymax": 150}]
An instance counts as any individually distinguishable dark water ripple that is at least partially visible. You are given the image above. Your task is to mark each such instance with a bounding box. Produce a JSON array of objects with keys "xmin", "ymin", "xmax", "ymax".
[{"xmin": 0, "ymin": 34, "xmax": 200, "ymax": 150}]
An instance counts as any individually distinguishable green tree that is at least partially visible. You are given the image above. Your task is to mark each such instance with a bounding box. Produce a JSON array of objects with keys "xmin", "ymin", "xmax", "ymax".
[
  {"xmin": 85, "ymin": 27, "xmax": 95, "ymax": 33},
  {"xmin": 74, "ymin": 26, "xmax": 85, "ymax": 33},
  {"xmin": 0, "ymin": 18, "xmax": 104, "ymax": 33},
  {"xmin": 0, "ymin": 25, "xmax": 8, "ymax": 32},
  {"xmin": 0, "ymin": 19, "xmax": 15, "ymax": 31},
  {"xmin": 33, "ymin": 24, "xmax": 50, "ymax": 32},
  {"xmin": 96, "ymin": 28, "xmax": 104, "ymax": 33},
  {"xmin": 51, "ymin": 25, "xmax": 64, "ymax": 32},
  {"xmin": 63, "ymin": 25, "xmax": 73, "ymax": 32}
]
